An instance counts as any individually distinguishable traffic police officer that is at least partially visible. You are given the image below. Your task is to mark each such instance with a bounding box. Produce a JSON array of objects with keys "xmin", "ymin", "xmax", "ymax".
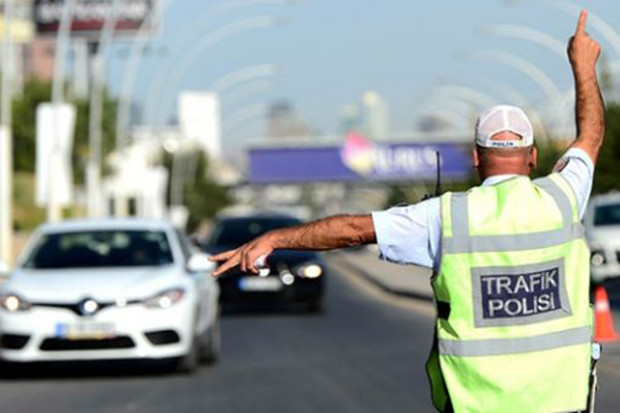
[{"xmin": 212, "ymin": 10, "xmax": 604, "ymax": 413}]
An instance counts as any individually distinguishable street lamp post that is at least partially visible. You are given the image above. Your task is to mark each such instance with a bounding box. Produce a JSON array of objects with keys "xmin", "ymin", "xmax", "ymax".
[
  {"xmin": 476, "ymin": 25, "xmax": 571, "ymax": 135},
  {"xmin": 221, "ymin": 79, "xmax": 275, "ymax": 112},
  {"xmin": 0, "ymin": 0, "xmax": 16, "ymax": 264},
  {"xmin": 169, "ymin": 66, "xmax": 279, "ymax": 207},
  {"xmin": 86, "ymin": 0, "xmax": 121, "ymax": 218},
  {"xmin": 47, "ymin": 0, "xmax": 75, "ymax": 223},
  {"xmin": 509, "ymin": 0, "xmax": 620, "ymax": 58},
  {"xmin": 115, "ymin": 0, "xmax": 172, "ymax": 151},
  {"xmin": 141, "ymin": 0, "xmax": 294, "ymax": 129},
  {"xmin": 210, "ymin": 64, "xmax": 279, "ymax": 94},
  {"xmin": 148, "ymin": 16, "xmax": 281, "ymax": 127},
  {"xmin": 461, "ymin": 49, "xmax": 569, "ymax": 134},
  {"xmin": 433, "ymin": 85, "xmax": 497, "ymax": 109}
]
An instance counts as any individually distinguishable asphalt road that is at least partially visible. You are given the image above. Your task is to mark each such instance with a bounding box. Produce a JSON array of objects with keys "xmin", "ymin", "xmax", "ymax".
[
  {"xmin": 0, "ymin": 255, "xmax": 618, "ymax": 413},
  {"xmin": 0, "ymin": 255, "xmax": 437, "ymax": 413}
]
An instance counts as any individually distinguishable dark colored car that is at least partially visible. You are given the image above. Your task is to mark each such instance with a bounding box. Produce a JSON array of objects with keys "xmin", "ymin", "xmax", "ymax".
[{"xmin": 204, "ymin": 214, "xmax": 326, "ymax": 312}]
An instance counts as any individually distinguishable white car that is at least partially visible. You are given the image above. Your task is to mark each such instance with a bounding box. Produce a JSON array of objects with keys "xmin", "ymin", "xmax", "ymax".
[
  {"xmin": 0, "ymin": 219, "xmax": 220, "ymax": 373},
  {"xmin": 585, "ymin": 193, "xmax": 620, "ymax": 284}
]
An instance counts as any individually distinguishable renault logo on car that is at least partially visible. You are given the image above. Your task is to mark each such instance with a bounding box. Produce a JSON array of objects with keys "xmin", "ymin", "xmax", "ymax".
[{"xmin": 78, "ymin": 298, "xmax": 99, "ymax": 316}]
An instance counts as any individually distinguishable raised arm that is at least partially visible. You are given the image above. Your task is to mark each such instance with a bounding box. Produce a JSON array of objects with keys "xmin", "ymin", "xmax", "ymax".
[
  {"xmin": 210, "ymin": 215, "xmax": 376, "ymax": 276},
  {"xmin": 567, "ymin": 10, "xmax": 605, "ymax": 164}
]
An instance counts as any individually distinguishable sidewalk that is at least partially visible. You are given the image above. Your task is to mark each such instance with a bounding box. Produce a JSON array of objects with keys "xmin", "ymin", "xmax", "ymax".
[{"xmin": 332, "ymin": 247, "xmax": 433, "ymax": 301}]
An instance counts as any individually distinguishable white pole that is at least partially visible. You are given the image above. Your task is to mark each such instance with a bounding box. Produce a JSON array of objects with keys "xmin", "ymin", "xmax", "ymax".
[
  {"xmin": 169, "ymin": 149, "xmax": 185, "ymax": 207},
  {"xmin": 115, "ymin": 0, "xmax": 171, "ymax": 150},
  {"xmin": 48, "ymin": 0, "xmax": 75, "ymax": 222},
  {"xmin": 0, "ymin": 0, "xmax": 16, "ymax": 264},
  {"xmin": 114, "ymin": 0, "xmax": 171, "ymax": 217},
  {"xmin": 86, "ymin": 0, "xmax": 120, "ymax": 218},
  {"xmin": 72, "ymin": 38, "xmax": 89, "ymax": 99},
  {"xmin": 86, "ymin": 42, "xmax": 103, "ymax": 218}
]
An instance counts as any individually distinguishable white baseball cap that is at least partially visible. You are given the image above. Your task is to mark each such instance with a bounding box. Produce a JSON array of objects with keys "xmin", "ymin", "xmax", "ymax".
[{"xmin": 475, "ymin": 105, "xmax": 534, "ymax": 148}]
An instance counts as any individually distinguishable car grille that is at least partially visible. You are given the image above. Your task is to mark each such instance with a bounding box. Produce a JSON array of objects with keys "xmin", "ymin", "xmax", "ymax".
[
  {"xmin": 0, "ymin": 334, "xmax": 30, "ymax": 350},
  {"xmin": 40, "ymin": 336, "xmax": 135, "ymax": 351},
  {"xmin": 145, "ymin": 330, "xmax": 180, "ymax": 346}
]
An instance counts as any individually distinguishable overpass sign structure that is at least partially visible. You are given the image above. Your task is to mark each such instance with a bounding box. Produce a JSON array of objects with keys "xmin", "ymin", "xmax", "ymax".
[{"xmin": 249, "ymin": 134, "xmax": 472, "ymax": 184}]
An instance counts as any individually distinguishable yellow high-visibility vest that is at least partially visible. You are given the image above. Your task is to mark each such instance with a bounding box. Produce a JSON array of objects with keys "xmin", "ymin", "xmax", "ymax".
[{"xmin": 427, "ymin": 174, "xmax": 592, "ymax": 413}]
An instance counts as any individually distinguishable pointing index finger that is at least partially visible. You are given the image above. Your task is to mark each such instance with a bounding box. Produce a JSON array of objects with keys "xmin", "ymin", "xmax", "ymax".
[
  {"xmin": 213, "ymin": 255, "xmax": 240, "ymax": 277},
  {"xmin": 575, "ymin": 9, "xmax": 587, "ymax": 35},
  {"xmin": 209, "ymin": 249, "xmax": 237, "ymax": 262}
]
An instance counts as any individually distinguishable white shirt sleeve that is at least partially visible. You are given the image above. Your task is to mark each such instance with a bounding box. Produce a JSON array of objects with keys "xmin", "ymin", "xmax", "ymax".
[
  {"xmin": 554, "ymin": 148, "xmax": 594, "ymax": 219},
  {"xmin": 371, "ymin": 197, "xmax": 442, "ymax": 269}
]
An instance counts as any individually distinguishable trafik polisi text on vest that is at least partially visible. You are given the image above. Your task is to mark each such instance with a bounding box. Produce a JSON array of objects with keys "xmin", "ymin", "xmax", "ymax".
[{"xmin": 481, "ymin": 268, "xmax": 561, "ymax": 318}]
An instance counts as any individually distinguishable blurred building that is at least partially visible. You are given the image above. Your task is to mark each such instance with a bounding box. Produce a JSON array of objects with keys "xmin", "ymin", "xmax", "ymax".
[
  {"xmin": 23, "ymin": 36, "xmax": 55, "ymax": 80},
  {"xmin": 179, "ymin": 91, "xmax": 222, "ymax": 159},
  {"xmin": 339, "ymin": 104, "xmax": 361, "ymax": 134},
  {"xmin": 268, "ymin": 100, "xmax": 309, "ymax": 139},
  {"xmin": 361, "ymin": 90, "xmax": 389, "ymax": 141},
  {"xmin": 417, "ymin": 114, "xmax": 454, "ymax": 133},
  {"xmin": 339, "ymin": 91, "xmax": 390, "ymax": 141}
]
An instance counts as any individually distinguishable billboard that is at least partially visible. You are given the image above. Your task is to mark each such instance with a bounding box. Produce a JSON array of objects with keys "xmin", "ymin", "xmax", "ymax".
[
  {"xmin": 249, "ymin": 134, "xmax": 472, "ymax": 184},
  {"xmin": 33, "ymin": 0, "xmax": 161, "ymax": 38},
  {"xmin": 36, "ymin": 103, "xmax": 77, "ymax": 206},
  {"xmin": 179, "ymin": 92, "xmax": 221, "ymax": 159}
]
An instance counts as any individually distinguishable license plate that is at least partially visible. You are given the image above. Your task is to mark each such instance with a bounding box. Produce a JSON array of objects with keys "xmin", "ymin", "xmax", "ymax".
[
  {"xmin": 239, "ymin": 276, "xmax": 282, "ymax": 292},
  {"xmin": 55, "ymin": 322, "xmax": 116, "ymax": 340}
]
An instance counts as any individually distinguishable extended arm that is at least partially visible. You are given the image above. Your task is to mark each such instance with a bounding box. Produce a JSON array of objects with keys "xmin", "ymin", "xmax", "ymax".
[
  {"xmin": 567, "ymin": 10, "xmax": 605, "ymax": 164},
  {"xmin": 210, "ymin": 215, "xmax": 376, "ymax": 276}
]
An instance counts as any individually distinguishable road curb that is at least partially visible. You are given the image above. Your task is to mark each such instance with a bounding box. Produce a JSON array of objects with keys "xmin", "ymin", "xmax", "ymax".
[{"xmin": 332, "ymin": 253, "xmax": 434, "ymax": 302}]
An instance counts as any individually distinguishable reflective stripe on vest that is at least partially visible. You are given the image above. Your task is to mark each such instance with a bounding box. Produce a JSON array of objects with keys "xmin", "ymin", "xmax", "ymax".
[
  {"xmin": 444, "ymin": 177, "xmax": 584, "ymax": 254},
  {"xmin": 438, "ymin": 326, "xmax": 591, "ymax": 357}
]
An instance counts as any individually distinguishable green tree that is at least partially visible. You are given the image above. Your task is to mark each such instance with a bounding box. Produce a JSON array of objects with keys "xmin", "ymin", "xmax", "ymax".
[
  {"xmin": 12, "ymin": 78, "xmax": 118, "ymax": 182},
  {"xmin": 10, "ymin": 78, "xmax": 118, "ymax": 229},
  {"xmin": 72, "ymin": 91, "xmax": 118, "ymax": 184},
  {"xmin": 162, "ymin": 150, "xmax": 230, "ymax": 232},
  {"xmin": 12, "ymin": 78, "xmax": 52, "ymax": 172},
  {"xmin": 592, "ymin": 103, "xmax": 620, "ymax": 193},
  {"xmin": 531, "ymin": 142, "xmax": 564, "ymax": 179}
]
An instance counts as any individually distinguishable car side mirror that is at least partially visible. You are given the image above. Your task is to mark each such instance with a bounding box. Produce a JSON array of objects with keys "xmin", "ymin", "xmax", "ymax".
[
  {"xmin": 0, "ymin": 260, "xmax": 10, "ymax": 281},
  {"xmin": 0, "ymin": 260, "xmax": 11, "ymax": 277},
  {"xmin": 187, "ymin": 253, "xmax": 216, "ymax": 274}
]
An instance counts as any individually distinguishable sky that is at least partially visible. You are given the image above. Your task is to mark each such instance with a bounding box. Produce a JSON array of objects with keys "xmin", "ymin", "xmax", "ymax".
[{"xmin": 105, "ymin": 0, "xmax": 620, "ymax": 153}]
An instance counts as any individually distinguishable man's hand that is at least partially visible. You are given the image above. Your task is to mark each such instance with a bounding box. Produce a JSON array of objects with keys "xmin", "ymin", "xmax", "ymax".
[
  {"xmin": 210, "ymin": 234, "xmax": 275, "ymax": 277},
  {"xmin": 564, "ymin": 9, "xmax": 605, "ymax": 165},
  {"xmin": 208, "ymin": 214, "xmax": 376, "ymax": 277},
  {"xmin": 568, "ymin": 10, "xmax": 601, "ymax": 75}
]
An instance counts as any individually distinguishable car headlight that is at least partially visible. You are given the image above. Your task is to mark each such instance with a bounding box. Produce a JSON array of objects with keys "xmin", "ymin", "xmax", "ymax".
[
  {"xmin": 144, "ymin": 288, "xmax": 185, "ymax": 309},
  {"xmin": 591, "ymin": 250, "xmax": 607, "ymax": 267},
  {"xmin": 0, "ymin": 294, "xmax": 31, "ymax": 312},
  {"xmin": 298, "ymin": 264, "xmax": 323, "ymax": 279}
]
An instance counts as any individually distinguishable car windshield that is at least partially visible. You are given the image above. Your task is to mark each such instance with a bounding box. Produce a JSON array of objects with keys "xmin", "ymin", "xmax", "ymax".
[
  {"xmin": 207, "ymin": 217, "xmax": 301, "ymax": 248},
  {"xmin": 22, "ymin": 230, "xmax": 175, "ymax": 269},
  {"xmin": 594, "ymin": 203, "xmax": 620, "ymax": 226}
]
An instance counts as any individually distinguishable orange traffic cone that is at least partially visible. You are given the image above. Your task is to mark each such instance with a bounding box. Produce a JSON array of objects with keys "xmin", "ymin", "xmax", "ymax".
[{"xmin": 594, "ymin": 286, "xmax": 619, "ymax": 342}]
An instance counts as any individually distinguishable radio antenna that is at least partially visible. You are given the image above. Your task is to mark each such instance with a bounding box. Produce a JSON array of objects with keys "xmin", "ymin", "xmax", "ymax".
[{"xmin": 434, "ymin": 151, "xmax": 442, "ymax": 197}]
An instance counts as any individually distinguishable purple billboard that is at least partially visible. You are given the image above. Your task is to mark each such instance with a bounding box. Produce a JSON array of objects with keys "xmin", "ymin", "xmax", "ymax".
[{"xmin": 249, "ymin": 134, "xmax": 472, "ymax": 184}]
